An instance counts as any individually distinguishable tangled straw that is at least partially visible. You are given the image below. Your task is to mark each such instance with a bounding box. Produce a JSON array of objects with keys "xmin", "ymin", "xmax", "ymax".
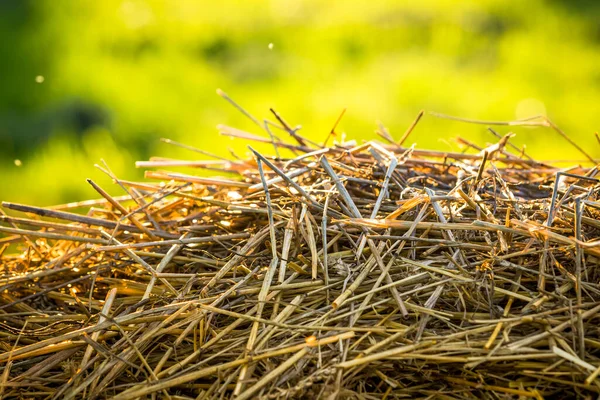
[{"xmin": 1, "ymin": 94, "xmax": 600, "ymax": 399}]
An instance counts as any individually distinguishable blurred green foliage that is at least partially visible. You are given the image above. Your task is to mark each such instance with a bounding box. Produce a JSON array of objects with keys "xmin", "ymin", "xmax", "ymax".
[{"xmin": 1, "ymin": 0, "xmax": 599, "ymax": 205}]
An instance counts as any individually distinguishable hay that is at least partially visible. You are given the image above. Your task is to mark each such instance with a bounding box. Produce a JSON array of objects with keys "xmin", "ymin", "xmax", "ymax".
[{"xmin": 1, "ymin": 97, "xmax": 600, "ymax": 399}]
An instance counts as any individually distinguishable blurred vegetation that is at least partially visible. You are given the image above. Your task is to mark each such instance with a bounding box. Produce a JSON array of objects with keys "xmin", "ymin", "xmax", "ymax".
[{"xmin": 0, "ymin": 0, "xmax": 599, "ymax": 205}]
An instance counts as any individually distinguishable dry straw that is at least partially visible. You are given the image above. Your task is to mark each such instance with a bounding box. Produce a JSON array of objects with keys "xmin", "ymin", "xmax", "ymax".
[{"xmin": 1, "ymin": 92, "xmax": 600, "ymax": 399}]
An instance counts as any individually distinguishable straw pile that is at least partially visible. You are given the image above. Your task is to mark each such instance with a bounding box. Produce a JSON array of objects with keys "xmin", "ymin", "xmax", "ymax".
[{"xmin": 1, "ymin": 98, "xmax": 600, "ymax": 399}]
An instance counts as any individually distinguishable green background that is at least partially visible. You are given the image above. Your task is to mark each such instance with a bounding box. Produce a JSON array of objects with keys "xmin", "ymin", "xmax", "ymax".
[{"xmin": 1, "ymin": 0, "xmax": 599, "ymax": 205}]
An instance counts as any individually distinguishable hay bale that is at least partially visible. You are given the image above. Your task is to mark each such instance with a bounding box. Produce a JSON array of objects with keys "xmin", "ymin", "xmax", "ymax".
[{"xmin": 1, "ymin": 101, "xmax": 599, "ymax": 399}]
